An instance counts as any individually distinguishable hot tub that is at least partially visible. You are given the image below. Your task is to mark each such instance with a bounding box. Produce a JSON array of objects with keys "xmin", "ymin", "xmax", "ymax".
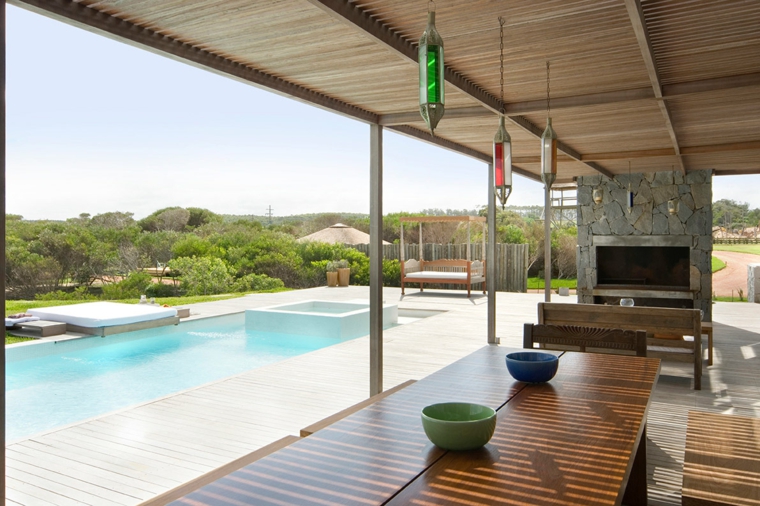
[{"xmin": 245, "ymin": 300, "xmax": 398, "ymax": 339}]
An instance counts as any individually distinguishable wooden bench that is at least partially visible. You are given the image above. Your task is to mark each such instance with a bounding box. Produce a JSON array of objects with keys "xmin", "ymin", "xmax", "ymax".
[
  {"xmin": 538, "ymin": 302, "xmax": 703, "ymax": 389},
  {"xmin": 401, "ymin": 259, "xmax": 485, "ymax": 297},
  {"xmin": 682, "ymin": 410, "xmax": 760, "ymax": 506},
  {"xmin": 300, "ymin": 379, "xmax": 416, "ymax": 437},
  {"xmin": 524, "ymin": 323, "xmax": 647, "ymax": 357},
  {"xmin": 138, "ymin": 434, "xmax": 301, "ymax": 506}
]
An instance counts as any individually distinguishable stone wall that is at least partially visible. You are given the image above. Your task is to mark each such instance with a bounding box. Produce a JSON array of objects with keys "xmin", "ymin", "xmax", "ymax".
[{"xmin": 576, "ymin": 169, "xmax": 713, "ymax": 320}]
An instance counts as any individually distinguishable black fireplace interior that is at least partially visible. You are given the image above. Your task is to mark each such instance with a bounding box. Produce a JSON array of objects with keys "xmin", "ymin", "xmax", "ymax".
[{"xmin": 596, "ymin": 246, "xmax": 690, "ymax": 288}]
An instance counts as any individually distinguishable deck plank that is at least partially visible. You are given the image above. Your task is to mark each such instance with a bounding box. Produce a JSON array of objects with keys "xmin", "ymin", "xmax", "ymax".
[{"xmin": 5, "ymin": 287, "xmax": 759, "ymax": 505}]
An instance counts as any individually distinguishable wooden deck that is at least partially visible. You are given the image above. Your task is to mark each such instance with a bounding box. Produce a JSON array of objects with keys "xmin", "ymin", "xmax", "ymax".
[{"xmin": 5, "ymin": 287, "xmax": 759, "ymax": 505}]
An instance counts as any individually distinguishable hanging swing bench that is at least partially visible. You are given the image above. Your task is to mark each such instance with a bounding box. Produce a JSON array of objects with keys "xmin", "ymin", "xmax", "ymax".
[{"xmin": 399, "ymin": 216, "xmax": 487, "ymax": 297}]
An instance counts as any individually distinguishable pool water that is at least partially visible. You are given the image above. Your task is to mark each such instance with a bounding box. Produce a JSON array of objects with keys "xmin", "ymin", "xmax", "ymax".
[{"xmin": 6, "ymin": 313, "xmax": 358, "ymax": 442}]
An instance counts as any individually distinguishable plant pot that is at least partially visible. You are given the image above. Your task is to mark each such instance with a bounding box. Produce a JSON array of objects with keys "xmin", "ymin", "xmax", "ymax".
[
  {"xmin": 337, "ymin": 268, "xmax": 350, "ymax": 287},
  {"xmin": 326, "ymin": 271, "xmax": 339, "ymax": 287}
]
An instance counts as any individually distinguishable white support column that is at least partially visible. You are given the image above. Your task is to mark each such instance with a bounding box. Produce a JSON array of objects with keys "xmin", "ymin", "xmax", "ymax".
[
  {"xmin": 487, "ymin": 163, "xmax": 497, "ymax": 344},
  {"xmin": 544, "ymin": 186, "xmax": 552, "ymax": 302},
  {"xmin": 1, "ymin": 2, "xmax": 7, "ymax": 500},
  {"xmin": 369, "ymin": 124, "xmax": 383, "ymax": 396},
  {"xmin": 481, "ymin": 222, "xmax": 486, "ymax": 262},
  {"xmin": 467, "ymin": 221, "xmax": 471, "ymax": 261},
  {"xmin": 419, "ymin": 223, "xmax": 423, "ymax": 261},
  {"xmin": 399, "ymin": 222, "xmax": 405, "ymax": 263}
]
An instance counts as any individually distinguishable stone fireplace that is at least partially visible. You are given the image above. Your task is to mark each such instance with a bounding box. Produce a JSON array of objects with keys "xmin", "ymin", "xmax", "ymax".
[{"xmin": 576, "ymin": 169, "xmax": 712, "ymax": 321}]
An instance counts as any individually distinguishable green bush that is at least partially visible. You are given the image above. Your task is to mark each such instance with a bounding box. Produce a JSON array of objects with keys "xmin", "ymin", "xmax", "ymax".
[
  {"xmin": 232, "ymin": 273, "xmax": 285, "ymax": 292},
  {"xmin": 146, "ymin": 282, "xmax": 180, "ymax": 298},
  {"xmin": 35, "ymin": 286, "xmax": 97, "ymax": 301},
  {"xmin": 101, "ymin": 271, "xmax": 153, "ymax": 300},
  {"xmin": 168, "ymin": 256, "xmax": 234, "ymax": 295},
  {"xmin": 382, "ymin": 259, "xmax": 401, "ymax": 287}
]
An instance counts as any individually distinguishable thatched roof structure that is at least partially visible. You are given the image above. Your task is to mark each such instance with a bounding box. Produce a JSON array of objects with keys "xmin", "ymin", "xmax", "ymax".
[{"xmin": 298, "ymin": 223, "xmax": 390, "ymax": 245}]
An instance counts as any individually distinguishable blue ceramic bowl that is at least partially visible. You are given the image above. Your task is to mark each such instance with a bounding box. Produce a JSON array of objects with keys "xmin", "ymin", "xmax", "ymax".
[
  {"xmin": 505, "ymin": 352, "xmax": 559, "ymax": 383},
  {"xmin": 421, "ymin": 402, "xmax": 497, "ymax": 451}
]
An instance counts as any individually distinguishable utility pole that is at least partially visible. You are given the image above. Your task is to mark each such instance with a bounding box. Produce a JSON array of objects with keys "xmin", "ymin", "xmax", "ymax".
[{"xmin": 265, "ymin": 205, "xmax": 274, "ymax": 226}]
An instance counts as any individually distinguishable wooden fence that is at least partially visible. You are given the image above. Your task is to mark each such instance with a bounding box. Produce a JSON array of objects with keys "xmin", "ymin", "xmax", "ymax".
[
  {"xmin": 713, "ymin": 238, "xmax": 760, "ymax": 244},
  {"xmin": 349, "ymin": 243, "xmax": 529, "ymax": 293}
]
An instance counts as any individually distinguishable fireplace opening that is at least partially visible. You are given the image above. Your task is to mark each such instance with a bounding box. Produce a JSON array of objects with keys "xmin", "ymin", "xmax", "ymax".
[{"xmin": 596, "ymin": 246, "xmax": 689, "ymax": 288}]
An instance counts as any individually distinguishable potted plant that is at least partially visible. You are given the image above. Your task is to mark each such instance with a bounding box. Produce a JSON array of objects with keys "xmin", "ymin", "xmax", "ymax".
[
  {"xmin": 336, "ymin": 259, "xmax": 350, "ymax": 287},
  {"xmin": 326, "ymin": 261, "xmax": 339, "ymax": 287}
]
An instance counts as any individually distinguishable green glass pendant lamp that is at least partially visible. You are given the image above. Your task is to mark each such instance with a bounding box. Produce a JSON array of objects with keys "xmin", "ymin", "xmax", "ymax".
[
  {"xmin": 493, "ymin": 17, "xmax": 512, "ymax": 209},
  {"xmin": 419, "ymin": 0, "xmax": 445, "ymax": 134}
]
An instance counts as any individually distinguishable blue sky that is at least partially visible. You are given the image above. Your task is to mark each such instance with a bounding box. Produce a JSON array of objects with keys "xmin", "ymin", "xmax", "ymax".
[{"xmin": 6, "ymin": 5, "xmax": 758, "ymax": 221}]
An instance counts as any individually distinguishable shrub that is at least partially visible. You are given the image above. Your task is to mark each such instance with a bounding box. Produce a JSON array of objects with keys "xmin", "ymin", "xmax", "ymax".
[
  {"xmin": 146, "ymin": 282, "xmax": 180, "ymax": 298},
  {"xmin": 168, "ymin": 256, "xmax": 234, "ymax": 295},
  {"xmin": 35, "ymin": 286, "xmax": 98, "ymax": 301},
  {"xmin": 101, "ymin": 271, "xmax": 153, "ymax": 300},
  {"xmin": 382, "ymin": 259, "xmax": 401, "ymax": 287},
  {"xmin": 232, "ymin": 273, "xmax": 285, "ymax": 292}
]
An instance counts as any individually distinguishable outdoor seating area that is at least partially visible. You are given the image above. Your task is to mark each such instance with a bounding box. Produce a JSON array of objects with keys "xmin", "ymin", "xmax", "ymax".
[
  {"xmin": 401, "ymin": 258, "xmax": 486, "ymax": 296},
  {"xmin": 6, "ymin": 287, "xmax": 759, "ymax": 506},
  {"xmin": 539, "ymin": 302, "xmax": 705, "ymax": 389},
  {"xmin": 3, "ymin": 0, "xmax": 760, "ymax": 504}
]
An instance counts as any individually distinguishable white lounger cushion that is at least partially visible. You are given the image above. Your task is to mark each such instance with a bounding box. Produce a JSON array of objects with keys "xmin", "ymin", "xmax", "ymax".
[
  {"xmin": 404, "ymin": 271, "xmax": 470, "ymax": 281},
  {"xmin": 29, "ymin": 301, "xmax": 177, "ymax": 328}
]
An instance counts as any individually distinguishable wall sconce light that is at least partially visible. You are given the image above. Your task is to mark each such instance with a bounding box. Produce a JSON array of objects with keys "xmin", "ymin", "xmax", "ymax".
[
  {"xmin": 593, "ymin": 188, "xmax": 603, "ymax": 205},
  {"xmin": 668, "ymin": 198, "xmax": 679, "ymax": 215}
]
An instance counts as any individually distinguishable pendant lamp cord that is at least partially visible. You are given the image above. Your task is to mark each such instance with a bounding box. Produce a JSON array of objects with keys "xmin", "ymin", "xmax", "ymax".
[
  {"xmin": 499, "ymin": 17, "xmax": 505, "ymax": 115},
  {"xmin": 546, "ymin": 61, "xmax": 551, "ymax": 118}
]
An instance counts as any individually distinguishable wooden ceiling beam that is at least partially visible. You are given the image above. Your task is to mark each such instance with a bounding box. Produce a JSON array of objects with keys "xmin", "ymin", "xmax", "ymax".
[
  {"xmin": 307, "ymin": 0, "xmax": 612, "ymax": 179},
  {"xmin": 714, "ymin": 168, "xmax": 760, "ymax": 176},
  {"xmin": 380, "ymin": 107, "xmax": 491, "ymax": 126},
  {"xmin": 387, "ymin": 125, "xmax": 542, "ymax": 183},
  {"xmin": 663, "ymin": 72, "xmax": 760, "ymax": 98},
  {"xmin": 583, "ymin": 141, "xmax": 760, "ymax": 161},
  {"xmin": 624, "ymin": 0, "xmax": 686, "ymax": 174},
  {"xmin": 380, "ymin": 73, "xmax": 760, "ymax": 125}
]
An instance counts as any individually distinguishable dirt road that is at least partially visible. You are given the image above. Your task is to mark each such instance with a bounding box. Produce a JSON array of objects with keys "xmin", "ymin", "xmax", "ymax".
[{"xmin": 712, "ymin": 250, "xmax": 760, "ymax": 297}]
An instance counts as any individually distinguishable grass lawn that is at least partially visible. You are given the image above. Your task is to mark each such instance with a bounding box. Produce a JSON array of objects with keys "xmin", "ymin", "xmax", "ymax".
[
  {"xmin": 5, "ymin": 291, "xmax": 286, "ymax": 345},
  {"xmin": 713, "ymin": 244, "xmax": 760, "ymax": 255},
  {"xmin": 527, "ymin": 277, "xmax": 577, "ymax": 290},
  {"xmin": 712, "ymin": 256, "xmax": 726, "ymax": 273},
  {"xmin": 713, "ymin": 295, "xmax": 747, "ymax": 302}
]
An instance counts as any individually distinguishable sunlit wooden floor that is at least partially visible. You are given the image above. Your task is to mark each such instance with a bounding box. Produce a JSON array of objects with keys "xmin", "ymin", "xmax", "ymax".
[{"xmin": 5, "ymin": 287, "xmax": 758, "ymax": 505}]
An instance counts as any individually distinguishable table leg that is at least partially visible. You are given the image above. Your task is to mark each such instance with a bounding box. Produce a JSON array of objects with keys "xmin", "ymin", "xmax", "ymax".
[{"xmin": 622, "ymin": 424, "xmax": 647, "ymax": 506}]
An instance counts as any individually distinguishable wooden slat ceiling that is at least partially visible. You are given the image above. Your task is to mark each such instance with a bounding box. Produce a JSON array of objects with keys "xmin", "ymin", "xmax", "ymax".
[{"xmin": 13, "ymin": 0, "xmax": 760, "ymax": 182}]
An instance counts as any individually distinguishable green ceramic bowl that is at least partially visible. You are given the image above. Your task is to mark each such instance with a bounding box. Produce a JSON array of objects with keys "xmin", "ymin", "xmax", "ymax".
[{"xmin": 421, "ymin": 402, "xmax": 497, "ymax": 451}]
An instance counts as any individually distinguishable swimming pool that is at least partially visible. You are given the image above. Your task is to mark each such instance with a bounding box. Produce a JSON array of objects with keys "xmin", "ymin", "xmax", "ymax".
[{"xmin": 5, "ymin": 312, "xmax": 364, "ymax": 442}]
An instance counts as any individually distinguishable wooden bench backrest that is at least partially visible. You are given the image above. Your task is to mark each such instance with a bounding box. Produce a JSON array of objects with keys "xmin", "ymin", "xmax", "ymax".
[
  {"xmin": 524, "ymin": 323, "xmax": 647, "ymax": 357},
  {"xmin": 538, "ymin": 302, "xmax": 701, "ymax": 337},
  {"xmin": 420, "ymin": 259, "xmax": 470, "ymax": 270}
]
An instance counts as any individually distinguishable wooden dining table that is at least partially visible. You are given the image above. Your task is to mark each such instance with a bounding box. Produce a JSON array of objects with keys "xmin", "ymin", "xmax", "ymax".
[{"xmin": 169, "ymin": 345, "xmax": 661, "ymax": 506}]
